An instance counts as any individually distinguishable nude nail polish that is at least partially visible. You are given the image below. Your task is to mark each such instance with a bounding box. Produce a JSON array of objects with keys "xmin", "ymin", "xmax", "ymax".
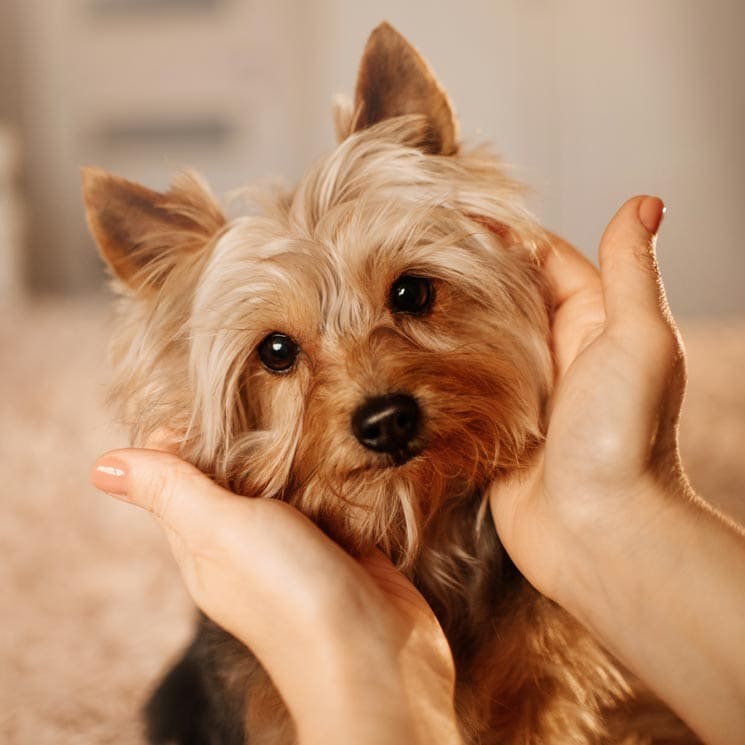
[
  {"xmin": 639, "ymin": 196, "xmax": 666, "ymax": 235},
  {"xmin": 91, "ymin": 457, "xmax": 129, "ymax": 496}
]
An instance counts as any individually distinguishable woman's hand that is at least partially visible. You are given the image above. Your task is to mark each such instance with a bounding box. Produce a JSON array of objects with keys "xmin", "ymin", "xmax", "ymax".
[
  {"xmin": 490, "ymin": 196, "xmax": 745, "ymax": 745},
  {"xmin": 91, "ymin": 448, "xmax": 461, "ymax": 745},
  {"xmin": 490, "ymin": 195, "xmax": 683, "ymax": 603}
]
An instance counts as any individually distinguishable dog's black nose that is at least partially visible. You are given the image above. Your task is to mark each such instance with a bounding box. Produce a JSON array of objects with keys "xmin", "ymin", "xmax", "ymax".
[{"xmin": 352, "ymin": 393, "xmax": 422, "ymax": 456}]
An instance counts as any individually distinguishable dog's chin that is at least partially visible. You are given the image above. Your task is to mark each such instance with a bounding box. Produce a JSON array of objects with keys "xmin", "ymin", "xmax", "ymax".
[{"xmin": 290, "ymin": 443, "xmax": 485, "ymax": 571}]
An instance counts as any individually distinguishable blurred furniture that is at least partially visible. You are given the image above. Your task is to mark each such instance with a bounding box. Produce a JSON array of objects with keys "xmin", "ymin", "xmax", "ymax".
[
  {"xmin": 13, "ymin": 0, "xmax": 313, "ymax": 293},
  {"xmin": 4, "ymin": 0, "xmax": 743, "ymax": 314}
]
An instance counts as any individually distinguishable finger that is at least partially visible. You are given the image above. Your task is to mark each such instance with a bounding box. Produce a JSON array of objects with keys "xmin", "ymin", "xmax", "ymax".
[
  {"xmin": 599, "ymin": 196, "xmax": 687, "ymax": 457},
  {"xmin": 540, "ymin": 231, "xmax": 605, "ymax": 377},
  {"xmin": 90, "ymin": 448, "xmax": 231, "ymax": 536},
  {"xmin": 488, "ymin": 460, "xmax": 543, "ymax": 538},
  {"xmin": 541, "ymin": 230, "xmax": 601, "ymax": 307},
  {"xmin": 599, "ymin": 195, "xmax": 670, "ymax": 329},
  {"xmin": 487, "ymin": 461, "xmax": 559, "ymax": 596}
]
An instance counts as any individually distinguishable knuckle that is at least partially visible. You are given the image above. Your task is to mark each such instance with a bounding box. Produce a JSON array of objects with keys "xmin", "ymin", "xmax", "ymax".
[{"xmin": 138, "ymin": 467, "xmax": 174, "ymax": 518}]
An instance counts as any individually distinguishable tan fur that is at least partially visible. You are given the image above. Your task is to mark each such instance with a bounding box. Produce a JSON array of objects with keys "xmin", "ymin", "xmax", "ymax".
[
  {"xmin": 83, "ymin": 21, "xmax": 699, "ymax": 745},
  {"xmin": 82, "ymin": 168, "xmax": 226, "ymax": 292}
]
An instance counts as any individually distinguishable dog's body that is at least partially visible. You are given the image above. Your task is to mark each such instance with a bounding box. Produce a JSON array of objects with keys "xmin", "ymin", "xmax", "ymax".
[{"xmin": 84, "ymin": 23, "xmax": 698, "ymax": 745}]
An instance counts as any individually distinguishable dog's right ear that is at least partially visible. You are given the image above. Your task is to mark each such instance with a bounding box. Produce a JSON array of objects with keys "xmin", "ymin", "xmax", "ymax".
[{"xmin": 82, "ymin": 168, "xmax": 225, "ymax": 292}]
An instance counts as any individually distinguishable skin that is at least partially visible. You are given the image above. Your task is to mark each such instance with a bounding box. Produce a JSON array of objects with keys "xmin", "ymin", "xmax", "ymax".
[
  {"xmin": 491, "ymin": 196, "xmax": 745, "ymax": 745},
  {"xmin": 92, "ymin": 196, "xmax": 745, "ymax": 745},
  {"xmin": 93, "ymin": 448, "xmax": 459, "ymax": 745}
]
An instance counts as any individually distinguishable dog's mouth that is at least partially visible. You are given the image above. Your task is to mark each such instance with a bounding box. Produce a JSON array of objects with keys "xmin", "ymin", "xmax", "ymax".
[
  {"xmin": 385, "ymin": 442, "xmax": 425, "ymax": 467},
  {"xmin": 345, "ymin": 443, "xmax": 425, "ymax": 479}
]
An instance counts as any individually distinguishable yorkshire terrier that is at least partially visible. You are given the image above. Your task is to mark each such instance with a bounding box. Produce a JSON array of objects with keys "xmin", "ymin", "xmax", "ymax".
[{"xmin": 83, "ymin": 21, "xmax": 698, "ymax": 745}]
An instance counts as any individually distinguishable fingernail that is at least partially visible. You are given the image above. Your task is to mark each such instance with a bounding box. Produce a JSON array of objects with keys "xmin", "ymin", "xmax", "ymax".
[
  {"xmin": 92, "ymin": 456, "xmax": 129, "ymax": 497},
  {"xmin": 639, "ymin": 196, "xmax": 666, "ymax": 235}
]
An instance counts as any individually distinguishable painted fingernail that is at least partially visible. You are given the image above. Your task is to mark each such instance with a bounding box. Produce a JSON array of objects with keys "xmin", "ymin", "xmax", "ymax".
[
  {"xmin": 639, "ymin": 196, "xmax": 666, "ymax": 235},
  {"xmin": 92, "ymin": 456, "xmax": 129, "ymax": 497}
]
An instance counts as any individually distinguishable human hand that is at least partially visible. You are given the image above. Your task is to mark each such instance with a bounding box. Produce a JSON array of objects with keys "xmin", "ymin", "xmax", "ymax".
[
  {"xmin": 91, "ymin": 445, "xmax": 462, "ymax": 745},
  {"xmin": 490, "ymin": 197, "xmax": 745, "ymax": 745},
  {"xmin": 489, "ymin": 195, "xmax": 686, "ymax": 609}
]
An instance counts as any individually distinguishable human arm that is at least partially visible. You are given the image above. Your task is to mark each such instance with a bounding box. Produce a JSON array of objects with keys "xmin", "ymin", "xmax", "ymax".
[{"xmin": 490, "ymin": 196, "xmax": 745, "ymax": 745}]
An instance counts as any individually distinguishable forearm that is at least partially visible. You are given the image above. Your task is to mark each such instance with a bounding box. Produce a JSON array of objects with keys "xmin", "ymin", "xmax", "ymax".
[{"xmin": 564, "ymin": 478, "xmax": 745, "ymax": 745}]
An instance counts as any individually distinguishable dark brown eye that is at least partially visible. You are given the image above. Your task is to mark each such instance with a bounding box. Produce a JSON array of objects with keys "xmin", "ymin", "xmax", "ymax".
[
  {"xmin": 389, "ymin": 275, "xmax": 433, "ymax": 315},
  {"xmin": 258, "ymin": 333, "xmax": 299, "ymax": 373}
]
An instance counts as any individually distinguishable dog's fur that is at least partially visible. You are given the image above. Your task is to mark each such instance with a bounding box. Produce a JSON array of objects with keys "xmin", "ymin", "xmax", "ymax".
[{"xmin": 83, "ymin": 22, "xmax": 698, "ymax": 745}]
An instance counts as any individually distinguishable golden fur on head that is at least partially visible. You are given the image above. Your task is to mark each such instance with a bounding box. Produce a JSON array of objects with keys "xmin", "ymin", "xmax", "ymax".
[
  {"xmin": 88, "ymin": 115, "xmax": 552, "ymax": 573},
  {"xmin": 83, "ymin": 21, "xmax": 697, "ymax": 745}
]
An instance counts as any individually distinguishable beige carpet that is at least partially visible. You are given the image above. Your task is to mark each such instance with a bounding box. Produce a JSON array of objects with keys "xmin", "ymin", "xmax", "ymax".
[{"xmin": 1, "ymin": 298, "xmax": 743, "ymax": 744}]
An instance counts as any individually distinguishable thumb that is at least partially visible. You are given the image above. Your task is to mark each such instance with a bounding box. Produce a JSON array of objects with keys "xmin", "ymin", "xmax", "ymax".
[
  {"xmin": 599, "ymin": 195, "xmax": 669, "ymax": 330},
  {"xmin": 598, "ymin": 196, "xmax": 686, "ymax": 462},
  {"xmin": 91, "ymin": 449, "xmax": 230, "ymax": 537}
]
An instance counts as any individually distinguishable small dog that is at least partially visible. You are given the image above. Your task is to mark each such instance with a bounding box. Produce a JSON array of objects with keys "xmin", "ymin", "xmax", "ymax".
[{"xmin": 83, "ymin": 22, "xmax": 697, "ymax": 745}]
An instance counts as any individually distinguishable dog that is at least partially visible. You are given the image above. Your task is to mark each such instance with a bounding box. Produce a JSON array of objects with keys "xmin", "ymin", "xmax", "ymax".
[{"xmin": 83, "ymin": 21, "xmax": 698, "ymax": 745}]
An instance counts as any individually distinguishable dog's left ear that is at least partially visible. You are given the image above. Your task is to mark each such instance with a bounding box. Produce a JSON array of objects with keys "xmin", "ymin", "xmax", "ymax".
[{"xmin": 346, "ymin": 22, "xmax": 459, "ymax": 155}]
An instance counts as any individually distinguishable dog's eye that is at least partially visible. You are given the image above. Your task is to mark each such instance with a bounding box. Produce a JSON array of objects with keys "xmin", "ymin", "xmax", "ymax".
[
  {"xmin": 258, "ymin": 333, "xmax": 299, "ymax": 373},
  {"xmin": 389, "ymin": 275, "xmax": 433, "ymax": 315}
]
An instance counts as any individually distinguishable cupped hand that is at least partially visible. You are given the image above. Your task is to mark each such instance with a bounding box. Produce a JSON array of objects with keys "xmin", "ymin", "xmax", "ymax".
[
  {"xmin": 490, "ymin": 196, "xmax": 687, "ymax": 610},
  {"xmin": 91, "ymin": 444, "xmax": 461, "ymax": 745}
]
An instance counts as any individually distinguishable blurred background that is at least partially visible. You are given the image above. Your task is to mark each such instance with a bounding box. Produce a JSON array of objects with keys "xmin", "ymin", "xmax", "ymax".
[
  {"xmin": 0, "ymin": 0, "xmax": 743, "ymax": 313},
  {"xmin": 1, "ymin": 2, "xmax": 743, "ymax": 744}
]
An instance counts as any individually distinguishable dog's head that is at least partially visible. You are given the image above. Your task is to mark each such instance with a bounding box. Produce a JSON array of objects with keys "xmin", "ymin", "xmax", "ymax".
[{"xmin": 84, "ymin": 23, "xmax": 552, "ymax": 568}]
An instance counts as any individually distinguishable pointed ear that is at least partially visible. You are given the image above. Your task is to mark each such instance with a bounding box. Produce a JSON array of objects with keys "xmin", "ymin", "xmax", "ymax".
[
  {"xmin": 82, "ymin": 168, "xmax": 225, "ymax": 291},
  {"xmin": 350, "ymin": 22, "xmax": 459, "ymax": 155}
]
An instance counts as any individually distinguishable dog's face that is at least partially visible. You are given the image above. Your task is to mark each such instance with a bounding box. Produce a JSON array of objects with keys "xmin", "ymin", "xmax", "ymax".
[{"xmin": 84, "ymin": 23, "xmax": 552, "ymax": 567}]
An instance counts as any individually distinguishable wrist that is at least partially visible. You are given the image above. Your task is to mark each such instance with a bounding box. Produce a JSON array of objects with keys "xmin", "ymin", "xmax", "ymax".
[
  {"xmin": 550, "ymin": 472, "xmax": 686, "ymax": 628},
  {"xmin": 293, "ymin": 620, "xmax": 461, "ymax": 745},
  {"xmin": 291, "ymin": 631, "xmax": 418, "ymax": 745}
]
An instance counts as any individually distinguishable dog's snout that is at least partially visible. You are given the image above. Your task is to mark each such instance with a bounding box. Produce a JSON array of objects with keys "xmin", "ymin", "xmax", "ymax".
[{"xmin": 352, "ymin": 393, "xmax": 421, "ymax": 457}]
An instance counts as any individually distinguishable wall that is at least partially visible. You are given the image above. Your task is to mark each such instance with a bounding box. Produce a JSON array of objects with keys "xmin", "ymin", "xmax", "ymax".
[
  {"xmin": 552, "ymin": 1, "xmax": 745, "ymax": 317},
  {"xmin": 4, "ymin": 0, "xmax": 744, "ymax": 316},
  {"xmin": 303, "ymin": 0, "xmax": 745, "ymax": 318}
]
